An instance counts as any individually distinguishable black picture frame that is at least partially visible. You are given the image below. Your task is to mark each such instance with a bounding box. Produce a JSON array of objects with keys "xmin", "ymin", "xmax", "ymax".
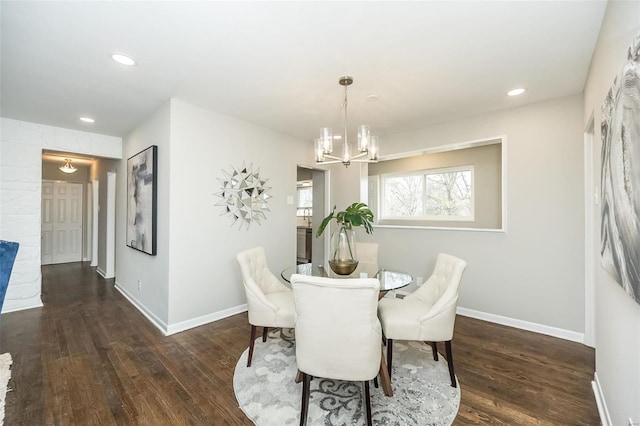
[{"xmin": 126, "ymin": 145, "xmax": 158, "ymax": 255}]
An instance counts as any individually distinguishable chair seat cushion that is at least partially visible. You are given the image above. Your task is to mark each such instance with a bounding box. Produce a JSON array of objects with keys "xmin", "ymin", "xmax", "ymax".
[
  {"xmin": 264, "ymin": 290, "xmax": 296, "ymax": 328},
  {"xmin": 378, "ymin": 297, "xmax": 432, "ymax": 340}
]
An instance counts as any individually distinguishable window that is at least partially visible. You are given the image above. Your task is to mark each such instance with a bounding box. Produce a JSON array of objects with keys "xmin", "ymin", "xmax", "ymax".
[
  {"xmin": 296, "ymin": 186, "xmax": 313, "ymax": 216},
  {"xmin": 380, "ymin": 166, "xmax": 474, "ymax": 221}
]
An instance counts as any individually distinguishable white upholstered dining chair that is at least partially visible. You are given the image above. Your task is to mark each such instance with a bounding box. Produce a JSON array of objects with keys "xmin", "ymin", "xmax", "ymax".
[
  {"xmin": 353, "ymin": 242, "xmax": 379, "ymax": 276},
  {"xmin": 291, "ymin": 274, "xmax": 382, "ymax": 426},
  {"xmin": 236, "ymin": 246, "xmax": 296, "ymax": 367},
  {"xmin": 377, "ymin": 253, "xmax": 467, "ymax": 387}
]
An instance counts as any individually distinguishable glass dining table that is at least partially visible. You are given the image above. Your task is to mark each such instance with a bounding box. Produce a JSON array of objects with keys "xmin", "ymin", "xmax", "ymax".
[
  {"xmin": 280, "ymin": 263, "xmax": 413, "ymax": 397},
  {"xmin": 281, "ymin": 263, "xmax": 413, "ymax": 298}
]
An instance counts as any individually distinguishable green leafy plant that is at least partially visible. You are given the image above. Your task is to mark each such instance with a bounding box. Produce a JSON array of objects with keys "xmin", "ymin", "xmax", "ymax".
[{"xmin": 316, "ymin": 202, "xmax": 375, "ymax": 238}]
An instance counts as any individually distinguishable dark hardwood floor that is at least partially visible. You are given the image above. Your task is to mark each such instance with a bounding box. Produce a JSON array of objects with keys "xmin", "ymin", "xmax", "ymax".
[{"xmin": 0, "ymin": 262, "xmax": 599, "ymax": 425}]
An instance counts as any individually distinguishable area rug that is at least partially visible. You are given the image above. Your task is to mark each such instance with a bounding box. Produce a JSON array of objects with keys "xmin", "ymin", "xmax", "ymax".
[
  {"xmin": 233, "ymin": 329, "xmax": 460, "ymax": 425},
  {"xmin": 0, "ymin": 353, "xmax": 12, "ymax": 426}
]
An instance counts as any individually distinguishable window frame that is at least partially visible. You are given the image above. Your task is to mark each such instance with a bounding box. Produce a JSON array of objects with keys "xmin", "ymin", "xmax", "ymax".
[
  {"xmin": 379, "ymin": 165, "xmax": 475, "ymax": 222},
  {"xmin": 296, "ymin": 186, "xmax": 313, "ymax": 216}
]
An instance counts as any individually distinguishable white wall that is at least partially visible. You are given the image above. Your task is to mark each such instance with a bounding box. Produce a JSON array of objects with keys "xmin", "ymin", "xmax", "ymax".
[
  {"xmin": 0, "ymin": 118, "xmax": 121, "ymax": 313},
  {"xmin": 114, "ymin": 99, "xmax": 308, "ymax": 333},
  {"xmin": 167, "ymin": 99, "xmax": 306, "ymax": 328},
  {"xmin": 115, "ymin": 102, "xmax": 172, "ymax": 326},
  {"xmin": 346, "ymin": 95, "xmax": 586, "ymax": 338},
  {"xmin": 583, "ymin": 1, "xmax": 640, "ymax": 423}
]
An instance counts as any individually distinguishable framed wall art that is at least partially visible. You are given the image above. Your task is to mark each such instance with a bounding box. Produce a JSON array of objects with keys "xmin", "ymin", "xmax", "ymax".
[
  {"xmin": 127, "ymin": 145, "xmax": 158, "ymax": 255},
  {"xmin": 600, "ymin": 33, "xmax": 640, "ymax": 304}
]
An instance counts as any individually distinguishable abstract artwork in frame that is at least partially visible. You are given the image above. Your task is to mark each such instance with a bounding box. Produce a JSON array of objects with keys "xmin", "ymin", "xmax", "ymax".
[
  {"xmin": 600, "ymin": 33, "xmax": 640, "ymax": 304},
  {"xmin": 127, "ymin": 145, "xmax": 158, "ymax": 255}
]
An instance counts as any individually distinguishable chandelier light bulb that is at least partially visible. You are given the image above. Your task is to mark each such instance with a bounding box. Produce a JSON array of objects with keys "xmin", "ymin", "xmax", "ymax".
[
  {"xmin": 358, "ymin": 124, "xmax": 371, "ymax": 152},
  {"xmin": 369, "ymin": 136, "xmax": 379, "ymax": 161},
  {"xmin": 320, "ymin": 127, "xmax": 333, "ymax": 154},
  {"xmin": 315, "ymin": 139, "xmax": 325, "ymax": 162},
  {"xmin": 342, "ymin": 142, "xmax": 351, "ymax": 164}
]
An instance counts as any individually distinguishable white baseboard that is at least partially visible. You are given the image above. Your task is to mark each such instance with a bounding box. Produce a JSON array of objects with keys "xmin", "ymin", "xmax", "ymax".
[
  {"xmin": 114, "ymin": 282, "xmax": 169, "ymax": 335},
  {"xmin": 456, "ymin": 307, "xmax": 585, "ymax": 343},
  {"xmin": 114, "ymin": 281, "xmax": 248, "ymax": 336},
  {"xmin": 166, "ymin": 304, "xmax": 248, "ymax": 336},
  {"xmin": 592, "ymin": 372, "xmax": 611, "ymax": 426},
  {"xmin": 96, "ymin": 267, "xmax": 114, "ymax": 279}
]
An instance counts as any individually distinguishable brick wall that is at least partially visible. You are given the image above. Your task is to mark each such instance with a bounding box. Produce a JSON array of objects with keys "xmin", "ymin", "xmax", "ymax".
[{"xmin": 0, "ymin": 118, "xmax": 122, "ymax": 312}]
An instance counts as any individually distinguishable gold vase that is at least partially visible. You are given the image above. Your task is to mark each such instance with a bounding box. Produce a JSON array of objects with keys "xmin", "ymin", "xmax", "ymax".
[{"xmin": 328, "ymin": 259, "xmax": 359, "ymax": 275}]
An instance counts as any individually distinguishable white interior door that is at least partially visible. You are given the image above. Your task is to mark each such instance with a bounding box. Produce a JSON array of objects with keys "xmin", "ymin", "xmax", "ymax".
[
  {"xmin": 41, "ymin": 181, "xmax": 54, "ymax": 265},
  {"xmin": 47, "ymin": 181, "xmax": 84, "ymax": 264}
]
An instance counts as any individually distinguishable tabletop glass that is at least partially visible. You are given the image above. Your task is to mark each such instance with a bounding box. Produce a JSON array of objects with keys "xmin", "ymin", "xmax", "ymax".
[{"xmin": 281, "ymin": 263, "xmax": 413, "ymax": 292}]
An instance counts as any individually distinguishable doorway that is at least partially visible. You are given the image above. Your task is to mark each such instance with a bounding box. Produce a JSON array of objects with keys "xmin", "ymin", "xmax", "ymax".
[
  {"xmin": 41, "ymin": 181, "xmax": 84, "ymax": 265},
  {"xmin": 296, "ymin": 166, "xmax": 328, "ymax": 266}
]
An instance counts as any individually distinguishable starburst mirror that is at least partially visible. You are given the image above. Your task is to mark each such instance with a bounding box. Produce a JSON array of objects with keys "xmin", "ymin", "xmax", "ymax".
[{"xmin": 215, "ymin": 163, "xmax": 272, "ymax": 230}]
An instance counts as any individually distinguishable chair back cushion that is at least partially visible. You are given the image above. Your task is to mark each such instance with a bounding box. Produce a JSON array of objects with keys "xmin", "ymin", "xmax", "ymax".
[
  {"xmin": 351, "ymin": 242, "xmax": 379, "ymax": 278},
  {"xmin": 236, "ymin": 247, "xmax": 294, "ymax": 327},
  {"xmin": 291, "ymin": 274, "xmax": 381, "ymax": 381},
  {"xmin": 355, "ymin": 242, "xmax": 379, "ymax": 265},
  {"xmin": 408, "ymin": 253, "xmax": 467, "ymax": 308}
]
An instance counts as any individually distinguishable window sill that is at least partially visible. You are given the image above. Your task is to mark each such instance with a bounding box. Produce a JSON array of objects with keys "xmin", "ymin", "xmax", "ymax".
[{"xmin": 373, "ymin": 224, "xmax": 506, "ymax": 233}]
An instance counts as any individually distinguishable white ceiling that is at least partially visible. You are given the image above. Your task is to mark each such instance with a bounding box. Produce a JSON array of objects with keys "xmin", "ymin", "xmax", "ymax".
[{"xmin": 1, "ymin": 1, "xmax": 606, "ymax": 143}]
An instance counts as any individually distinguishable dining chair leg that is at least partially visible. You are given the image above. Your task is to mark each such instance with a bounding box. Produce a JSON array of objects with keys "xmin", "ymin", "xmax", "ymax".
[
  {"xmin": 300, "ymin": 373, "xmax": 311, "ymax": 426},
  {"xmin": 429, "ymin": 341, "xmax": 439, "ymax": 361},
  {"xmin": 247, "ymin": 325, "xmax": 257, "ymax": 367},
  {"xmin": 262, "ymin": 327, "xmax": 269, "ymax": 342},
  {"xmin": 363, "ymin": 381, "xmax": 372, "ymax": 426},
  {"xmin": 373, "ymin": 377, "xmax": 378, "ymax": 388},
  {"xmin": 444, "ymin": 340, "xmax": 457, "ymax": 388},
  {"xmin": 386, "ymin": 339, "xmax": 393, "ymax": 379}
]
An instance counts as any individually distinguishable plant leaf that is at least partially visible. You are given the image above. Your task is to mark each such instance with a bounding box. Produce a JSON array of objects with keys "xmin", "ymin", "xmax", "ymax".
[
  {"xmin": 315, "ymin": 206, "xmax": 336, "ymax": 237},
  {"xmin": 316, "ymin": 202, "xmax": 375, "ymax": 237}
]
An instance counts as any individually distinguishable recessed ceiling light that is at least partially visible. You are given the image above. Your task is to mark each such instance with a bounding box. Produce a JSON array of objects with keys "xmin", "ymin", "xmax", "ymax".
[
  {"xmin": 80, "ymin": 117, "xmax": 95, "ymax": 123},
  {"xmin": 111, "ymin": 53, "xmax": 136, "ymax": 66},
  {"xmin": 507, "ymin": 88, "xmax": 526, "ymax": 97},
  {"xmin": 366, "ymin": 94, "xmax": 380, "ymax": 101},
  {"xmin": 333, "ymin": 135, "xmax": 342, "ymax": 140}
]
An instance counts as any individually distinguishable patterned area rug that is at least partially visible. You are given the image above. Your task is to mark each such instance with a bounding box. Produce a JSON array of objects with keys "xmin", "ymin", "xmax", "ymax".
[
  {"xmin": 233, "ymin": 329, "xmax": 460, "ymax": 425},
  {"xmin": 0, "ymin": 353, "xmax": 12, "ymax": 426}
]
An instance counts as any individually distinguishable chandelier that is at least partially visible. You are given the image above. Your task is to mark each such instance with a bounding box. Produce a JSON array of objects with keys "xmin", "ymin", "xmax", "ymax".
[
  {"xmin": 315, "ymin": 76, "xmax": 378, "ymax": 167},
  {"xmin": 59, "ymin": 158, "xmax": 77, "ymax": 174}
]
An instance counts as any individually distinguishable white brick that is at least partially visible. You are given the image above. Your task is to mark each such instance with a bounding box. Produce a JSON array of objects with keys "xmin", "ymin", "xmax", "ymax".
[{"xmin": 1, "ymin": 117, "xmax": 122, "ymax": 313}]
